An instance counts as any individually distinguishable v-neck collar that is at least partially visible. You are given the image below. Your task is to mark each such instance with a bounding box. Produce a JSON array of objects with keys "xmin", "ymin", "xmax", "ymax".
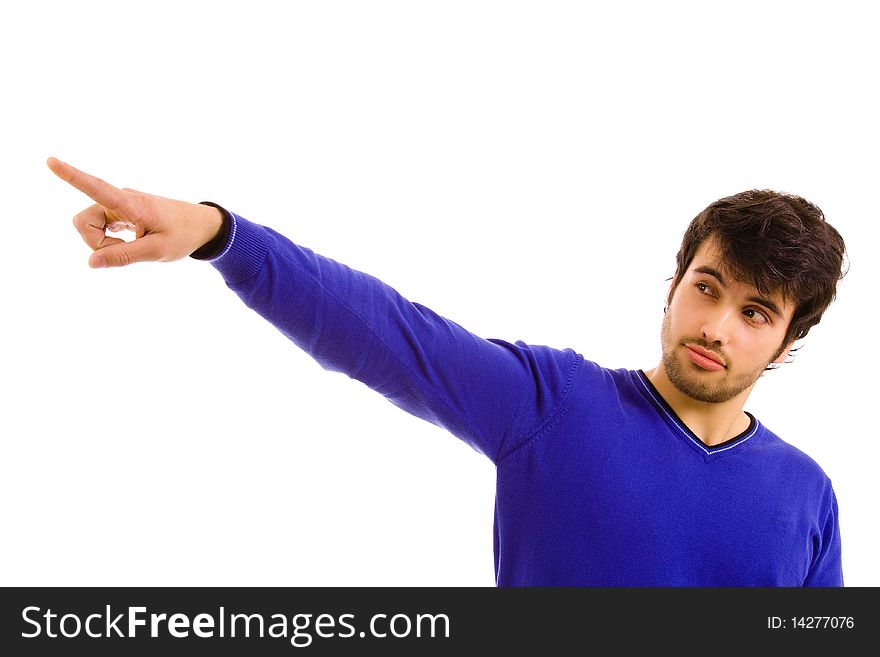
[{"xmin": 633, "ymin": 369, "xmax": 761, "ymax": 458}]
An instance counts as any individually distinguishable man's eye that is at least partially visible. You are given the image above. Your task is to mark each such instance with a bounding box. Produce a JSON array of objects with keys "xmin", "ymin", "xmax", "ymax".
[
  {"xmin": 744, "ymin": 309, "xmax": 769, "ymax": 324},
  {"xmin": 696, "ymin": 282, "xmax": 713, "ymax": 295}
]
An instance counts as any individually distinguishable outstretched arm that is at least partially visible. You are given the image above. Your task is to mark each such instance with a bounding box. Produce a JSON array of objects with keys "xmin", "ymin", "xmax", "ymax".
[{"xmin": 49, "ymin": 157, "xmax": 580, "ymax": 463}]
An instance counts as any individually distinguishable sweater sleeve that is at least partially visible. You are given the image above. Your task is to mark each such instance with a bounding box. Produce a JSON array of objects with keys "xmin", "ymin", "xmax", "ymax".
[
  {"xmin": 199, "ymin": 207, "xmax": 581, "ymax": 464},
  {"xmin": 803, "ymin": 484, "xmax": 844, "ymax": 586}
]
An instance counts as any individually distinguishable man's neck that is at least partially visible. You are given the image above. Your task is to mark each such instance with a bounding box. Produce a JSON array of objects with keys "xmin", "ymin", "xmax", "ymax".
[{"xmin": 643, "ymin": 364, "xmax": 754, "ymax": 446}]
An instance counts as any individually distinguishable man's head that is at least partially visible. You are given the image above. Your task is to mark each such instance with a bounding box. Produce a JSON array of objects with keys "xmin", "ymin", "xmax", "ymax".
[
  {"xmin": 668, "ymin": 189, "xmax": 846, "ymax": 352},
  {"xmin": 660, "ymin": 189, "xmax": 846, "ymax": 403}
]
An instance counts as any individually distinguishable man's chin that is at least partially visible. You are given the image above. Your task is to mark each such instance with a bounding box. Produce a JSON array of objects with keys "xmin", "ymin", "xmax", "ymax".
[
  {"xmin": 665, "ymin": 358, "xmax": 733, "ymax": 404},
  {"xmin": 670, "ymin": 379, "xmax": 724, "ymax": 404}
]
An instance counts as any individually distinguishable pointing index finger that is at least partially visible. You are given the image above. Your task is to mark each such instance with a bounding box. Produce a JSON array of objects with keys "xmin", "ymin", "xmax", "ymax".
[{"xmin": 47, "ymin": 157, "xmax": 128, "ymax": 211}]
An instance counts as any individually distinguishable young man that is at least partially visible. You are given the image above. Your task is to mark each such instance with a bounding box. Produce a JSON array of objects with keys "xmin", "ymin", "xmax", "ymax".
[{"xmin": 48, "ymin": 157, "xmax": 847, "ymax": 586}]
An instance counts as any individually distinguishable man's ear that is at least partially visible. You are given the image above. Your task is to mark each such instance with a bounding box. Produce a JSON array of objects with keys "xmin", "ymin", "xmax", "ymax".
[{"xmin": 666, "ymin": 271, "xmax": 680, "ymax": 307}]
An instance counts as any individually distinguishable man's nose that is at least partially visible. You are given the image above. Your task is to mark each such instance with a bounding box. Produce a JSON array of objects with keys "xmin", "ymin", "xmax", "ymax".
[{"xmin": 700, "ymin": 307, "xmax": 736, "ymax": 345}]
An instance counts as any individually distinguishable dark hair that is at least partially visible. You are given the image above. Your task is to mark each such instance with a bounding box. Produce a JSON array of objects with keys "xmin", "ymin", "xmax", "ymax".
[{"xmin": 667, "ymin": 189, "xmax": 847, "ymax": 354}]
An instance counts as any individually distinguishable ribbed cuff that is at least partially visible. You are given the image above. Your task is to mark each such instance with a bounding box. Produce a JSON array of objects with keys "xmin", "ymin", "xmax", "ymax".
[{"xmin": 207, "ymin": 210, "xmax": 270, "ymax": 285}]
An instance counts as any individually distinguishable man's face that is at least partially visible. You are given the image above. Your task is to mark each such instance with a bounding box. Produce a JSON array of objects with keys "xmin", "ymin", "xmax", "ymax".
[{"xmin": 661, "ymin": 237, "xmax": 795, "ymax": 404}]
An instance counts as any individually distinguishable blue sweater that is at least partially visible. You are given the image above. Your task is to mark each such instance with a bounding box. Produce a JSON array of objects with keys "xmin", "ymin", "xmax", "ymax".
[{"xmin": 201, "ymin": 208, "xmax": 843, "ymax": 587}]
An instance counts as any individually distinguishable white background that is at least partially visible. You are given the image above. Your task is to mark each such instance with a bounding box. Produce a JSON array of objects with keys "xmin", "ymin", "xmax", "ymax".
[{"xmin": 2, "ymin": 1, "xmax": 877, "ymax": 586}]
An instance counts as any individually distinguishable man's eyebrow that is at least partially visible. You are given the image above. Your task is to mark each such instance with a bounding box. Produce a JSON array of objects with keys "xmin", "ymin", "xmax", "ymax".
[
  {"xmin": 692, "ymin": 265, "xmax": 785, "ymax": 319},
  {"xmin": 693, "ymin": 265, "xmax": 726, "ymax": 286}
]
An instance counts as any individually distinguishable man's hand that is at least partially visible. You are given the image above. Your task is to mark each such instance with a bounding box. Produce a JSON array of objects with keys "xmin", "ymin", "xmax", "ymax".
[{"xmin": 47, "ymin": 157, "xmax": 224, "ymax": 268}]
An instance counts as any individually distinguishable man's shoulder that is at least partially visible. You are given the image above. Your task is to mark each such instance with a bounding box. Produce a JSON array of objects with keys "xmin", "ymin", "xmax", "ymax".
[
  {"xmin": 753, "ymin": 422, "xmax": 833, "ymax": 485},
  {"xmin": 487, "ymin": 342, "xmax": 638, "ymax": 399},
  {"xmin": 486, "ymin": 339, "xmax": 584, "ymax": 375}
]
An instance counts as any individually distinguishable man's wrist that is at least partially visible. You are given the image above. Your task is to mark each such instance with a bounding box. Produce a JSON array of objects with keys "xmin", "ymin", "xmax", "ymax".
[{"xmin": 191, "ymin": 201, "xmax": 232, "ymax": 260}]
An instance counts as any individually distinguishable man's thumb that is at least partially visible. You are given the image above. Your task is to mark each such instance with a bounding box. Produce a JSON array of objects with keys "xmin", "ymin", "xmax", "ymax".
[{"xmin": 89, "ymin": 237, "xmax": 157, "ymax": 268}]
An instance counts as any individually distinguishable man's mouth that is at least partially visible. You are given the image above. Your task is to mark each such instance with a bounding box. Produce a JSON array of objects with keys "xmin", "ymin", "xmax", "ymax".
[{"xmin": 683, "ymin": 344, "xmax": 726, "ymax": 371}]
